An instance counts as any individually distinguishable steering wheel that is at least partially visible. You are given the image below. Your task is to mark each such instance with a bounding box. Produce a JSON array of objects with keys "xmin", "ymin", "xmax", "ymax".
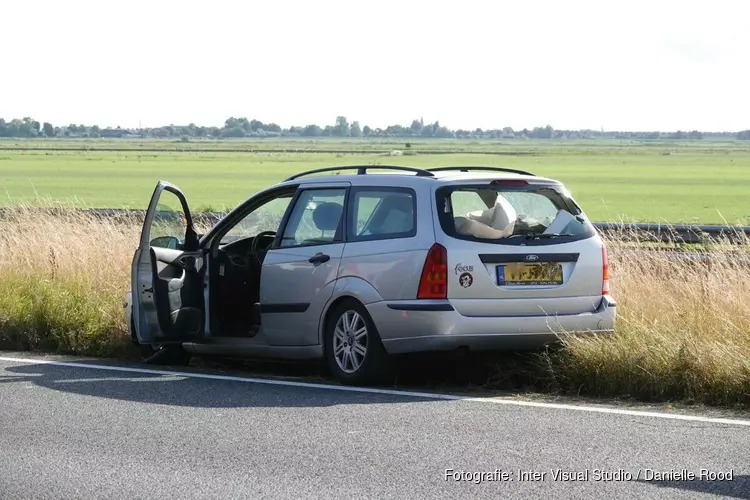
[{"xmin": 250, "ymin": 231, "xmax": 277, "ymax": 265}]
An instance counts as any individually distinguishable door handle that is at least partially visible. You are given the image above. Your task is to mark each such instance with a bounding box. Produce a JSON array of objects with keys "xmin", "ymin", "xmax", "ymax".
[{"xmin": 308, "ymin": 252, "xmax": 330, "ymax": 264}]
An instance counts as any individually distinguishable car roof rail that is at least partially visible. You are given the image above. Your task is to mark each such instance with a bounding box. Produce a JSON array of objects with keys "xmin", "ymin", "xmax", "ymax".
[
  {"xmin": 284, "ymin": 165, "xmax": 435, "ymax": 181},
  {"xmin": 426, "ymin": 166, "xmax": 536, "ymax": 176}
]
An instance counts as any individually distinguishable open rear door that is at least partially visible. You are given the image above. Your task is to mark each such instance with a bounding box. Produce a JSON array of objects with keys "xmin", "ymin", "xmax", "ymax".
[{"xmin": 131, "ymin": 181, "xmax": 205, "ymax": 345}]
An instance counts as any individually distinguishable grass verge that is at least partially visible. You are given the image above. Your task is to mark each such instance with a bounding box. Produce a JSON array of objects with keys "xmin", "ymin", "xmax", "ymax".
[
  {"xmin": 0, "ymin": 205, "xmax": 138, "ymax": 358},
  {"xmin": 535, "ymin": 242, "xmax": 750, "ymax": 407},
  {"xmin": 0, "ymin": 205, "xmax": 748, "ymax": 407}
]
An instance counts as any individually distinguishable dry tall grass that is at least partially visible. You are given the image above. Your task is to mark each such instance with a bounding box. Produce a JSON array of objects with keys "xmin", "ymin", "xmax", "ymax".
[
  {"xmin": 537, "ymin": 238, "xmax": 750, "ymax": 406},
  {"xmin": 0, "ymin": 206, "xmax": 140, "ymax": 356},
  {"xmin": 0, "ymin": 207, "xmax": 748, "ymax": 406}
]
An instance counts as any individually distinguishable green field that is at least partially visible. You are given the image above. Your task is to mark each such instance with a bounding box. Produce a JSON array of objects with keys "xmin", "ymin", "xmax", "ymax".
[{"xmin": 1, "ymin": 139, "xmax": 749, "ymax": 223}]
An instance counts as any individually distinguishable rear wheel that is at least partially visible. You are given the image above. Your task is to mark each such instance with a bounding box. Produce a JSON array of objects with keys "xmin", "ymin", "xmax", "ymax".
[{"xmin": 324, "ymin": 299, "xmax": 393, "ymax": 385}]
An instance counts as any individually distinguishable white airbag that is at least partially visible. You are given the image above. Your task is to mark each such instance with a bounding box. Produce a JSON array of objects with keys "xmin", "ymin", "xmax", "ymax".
[
  {"xmin": 455, "ymin": 217, "xmax": 512, "ymax": 239},
  {"xmin": 461, "ymin": 194, "xmax": 517, "ymax": 238}
]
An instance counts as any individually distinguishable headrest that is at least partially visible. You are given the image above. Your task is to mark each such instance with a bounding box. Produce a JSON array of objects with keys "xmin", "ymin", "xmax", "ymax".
[{"xmin": 312, "ymin": 202, "xmax": 343, "ymax": 232}]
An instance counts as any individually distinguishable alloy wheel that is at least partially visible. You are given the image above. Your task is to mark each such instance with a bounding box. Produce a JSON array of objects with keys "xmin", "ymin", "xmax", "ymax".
[{"xmin": 333, "ymin": 310, "xmax": 368, "ymax": 373}]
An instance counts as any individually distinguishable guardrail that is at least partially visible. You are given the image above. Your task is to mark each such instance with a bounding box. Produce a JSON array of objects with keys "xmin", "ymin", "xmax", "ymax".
[
  {"xmin": 593, "ymin": 222, "xmax": 750, "ymax": 244},
  {"xmin": 1, "ymin": 208, "xmax": 748, "ymax": 245}
]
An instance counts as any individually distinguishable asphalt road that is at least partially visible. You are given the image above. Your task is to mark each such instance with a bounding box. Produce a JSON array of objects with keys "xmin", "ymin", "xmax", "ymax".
[{"xmin": 0, "ymin": 354, "xmax": 748, "ymax": 500}]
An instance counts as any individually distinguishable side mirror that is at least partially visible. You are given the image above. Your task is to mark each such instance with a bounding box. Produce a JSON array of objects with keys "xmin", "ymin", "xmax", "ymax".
[{"xmin": 150, "ymin": 236, "xmax": 180, "ymax": 249}]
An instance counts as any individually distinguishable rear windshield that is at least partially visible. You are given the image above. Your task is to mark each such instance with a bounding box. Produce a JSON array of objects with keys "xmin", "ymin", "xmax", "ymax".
[{"xmin": 435, "ymin": 182, "xmax": 595, "ymax": 246}]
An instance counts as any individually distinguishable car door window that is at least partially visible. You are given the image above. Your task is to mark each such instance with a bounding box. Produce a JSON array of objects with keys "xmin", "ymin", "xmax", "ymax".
[
  {"xmin": 280, "ymin": 189, "xmax": 346, "ymax": 248},
  {"xmin": 149, "ymin": 195, "xmax": 188, "ymax": 248}
]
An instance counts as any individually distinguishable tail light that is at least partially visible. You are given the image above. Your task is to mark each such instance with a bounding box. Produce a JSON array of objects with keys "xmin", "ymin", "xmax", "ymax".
[
  {"xmin": 601, "ymin": 246, "xmax": 610, "ymax": 295},
  {"xmin": 417, "ymin": 243, "xmax": 448, "ymax": 299}
]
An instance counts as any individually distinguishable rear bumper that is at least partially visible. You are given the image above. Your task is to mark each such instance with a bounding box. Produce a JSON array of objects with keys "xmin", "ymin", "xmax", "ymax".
[{"xmin": 367, "ymin": 295, "xmax": 616, "ymax": 355}]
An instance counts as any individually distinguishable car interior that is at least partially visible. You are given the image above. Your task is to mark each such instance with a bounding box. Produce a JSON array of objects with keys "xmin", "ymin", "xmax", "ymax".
[{"xmin": 210, "ymin": 232, "xmax": 274, "ymax": 336}]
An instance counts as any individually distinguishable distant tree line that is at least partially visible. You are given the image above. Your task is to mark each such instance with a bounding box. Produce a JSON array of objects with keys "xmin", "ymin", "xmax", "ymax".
[{"xmin": 1, "ymin": 115, "xmax": 748, "ymax": 141}]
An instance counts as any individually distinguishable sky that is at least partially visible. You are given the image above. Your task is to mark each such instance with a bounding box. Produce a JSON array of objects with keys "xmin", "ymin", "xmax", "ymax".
[{"xmin": 2, "ymin": 0, "xmax": 749, "ymax": 132}]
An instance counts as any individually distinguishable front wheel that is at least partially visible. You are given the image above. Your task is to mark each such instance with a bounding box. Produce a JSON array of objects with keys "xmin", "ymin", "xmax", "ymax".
[{"xmin": 324, "ymin": 299, "xmax": 393, "ymax": 386}]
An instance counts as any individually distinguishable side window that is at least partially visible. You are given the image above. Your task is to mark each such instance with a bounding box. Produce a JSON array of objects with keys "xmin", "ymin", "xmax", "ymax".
[
  {"xmin": 221, "ymin": 194, "xmax": 293, "ymax": 244},
  {"xmin": 350, "ymin": 188, "xmax": 416, "ymax": 241},
  {"xmin": 148, "ymin": 192, "xmax": 188, "ymax": 249},
  {"xmin": 279, "ymin": 188, "xmax": 346, "ymax": 248}
]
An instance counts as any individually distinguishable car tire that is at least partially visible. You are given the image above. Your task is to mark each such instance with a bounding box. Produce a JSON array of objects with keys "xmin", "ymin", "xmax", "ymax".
[{"xmin": 324, "ymin": 299, "xmax": 393, "ymax": 386}]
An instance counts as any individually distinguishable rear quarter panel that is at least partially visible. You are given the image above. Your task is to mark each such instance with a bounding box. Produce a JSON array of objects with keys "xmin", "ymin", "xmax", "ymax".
[{"xmin": 338, "ymin": 239, "xmax": 430, "ymax": 301}]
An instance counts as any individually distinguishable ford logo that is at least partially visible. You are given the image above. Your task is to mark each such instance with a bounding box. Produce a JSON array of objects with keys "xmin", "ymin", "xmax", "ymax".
[{"xmin": 525, "ymin": 254, "xmax": 539, "ymax": 262}]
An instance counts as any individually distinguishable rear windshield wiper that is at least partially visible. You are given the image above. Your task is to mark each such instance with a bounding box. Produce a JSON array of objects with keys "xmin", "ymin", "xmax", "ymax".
[{"xmin": 524, "ymin": 232, "xmax": 572, "ymax": 240}]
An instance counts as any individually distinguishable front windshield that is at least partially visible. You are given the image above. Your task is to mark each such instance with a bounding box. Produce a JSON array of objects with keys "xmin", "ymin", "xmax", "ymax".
[{"xmin": 220, "ymin": 194, "xmax": 294, "ymax": 244}]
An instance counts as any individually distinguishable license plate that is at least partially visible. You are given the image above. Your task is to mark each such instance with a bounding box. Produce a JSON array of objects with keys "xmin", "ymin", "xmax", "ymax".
[{"xmin": 497, "ymin": 262, "xmax": 563, "ymax": 286}]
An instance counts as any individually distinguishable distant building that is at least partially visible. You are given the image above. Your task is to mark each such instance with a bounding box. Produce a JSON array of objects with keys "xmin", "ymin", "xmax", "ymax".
[{"xmin": 100, "ymin": 128, "xmax": 137, "ymax": 138}]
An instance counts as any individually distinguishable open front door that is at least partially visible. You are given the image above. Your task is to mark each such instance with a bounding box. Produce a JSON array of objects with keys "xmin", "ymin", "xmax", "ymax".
[{"xmin": 131, "ymin": 181, "xmax": 205, "ymax": 345}]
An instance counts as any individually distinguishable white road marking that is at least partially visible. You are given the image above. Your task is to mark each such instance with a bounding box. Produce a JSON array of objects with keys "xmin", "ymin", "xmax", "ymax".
[{"xmin": 1, "ymin": 355, "xmax": 749, "ymax": 427}]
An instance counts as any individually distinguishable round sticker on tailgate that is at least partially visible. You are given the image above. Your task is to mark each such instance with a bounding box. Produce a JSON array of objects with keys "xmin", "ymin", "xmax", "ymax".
[{"xmin": 459, "ymin": 272, "xmax": 473, "ymax": 288}]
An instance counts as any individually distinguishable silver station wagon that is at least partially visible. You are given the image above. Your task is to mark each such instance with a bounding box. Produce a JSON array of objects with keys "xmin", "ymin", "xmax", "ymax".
[{"xmin": 126, "ymin": 165, "xmax": 616, "ymax": 385}]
